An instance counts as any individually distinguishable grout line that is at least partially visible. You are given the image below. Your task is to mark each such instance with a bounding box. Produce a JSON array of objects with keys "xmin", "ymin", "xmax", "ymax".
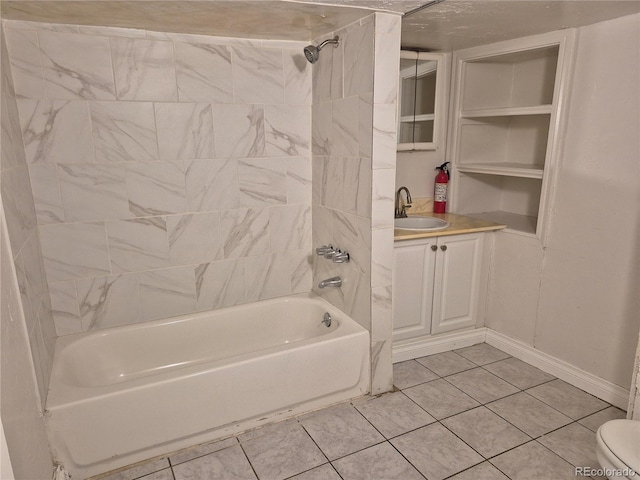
[
  {"xmin": 296, "ymin": 418, "xmax": 333, "ymax": 466},
  {"xmin": 532, "ymin": 437, "xmax": 583, "ymax": 469},
  {"xmin": 385, "ymin": 440, "xmax": 429, "ymax": 480},
  {"xmin": 280, "ymin": 462, "xmax": 335, "ymax": 480},
  {"xmin": 432, "ymin": 416, "xmax": 489, "ymax": 465},
  {"xmin": 347, "ymin": 397, "xmax": 432, "ymax": 479},
  {"xmin": 238, "ymin": 442, "xmax": 261, "ymax": 480},
  {"xmin": 478, "ymin": 364, "xmax": 558, "ymax": 391},
  {"xmin": 434, "ymin": 403, "xmax": 534, "ymax": 467},
  {"xmin": 167, "ymin": 438, "xmax": 239, "ymax": 468},
  {"xmin": 318, "ymin": 438, "xmax": 389, "ymax": 464},
  {"xmin": 521, "ymin": 385, "xmax": 612, "ymax": 423},
  {"xmin": 440, "ymin": 462, "xmax": 489, "ymax": 480}
]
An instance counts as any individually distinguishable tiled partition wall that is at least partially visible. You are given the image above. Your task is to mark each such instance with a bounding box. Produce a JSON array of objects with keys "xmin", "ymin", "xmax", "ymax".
[
  {"xmin": 1, "ymin": 25, "xmax": 55, "ymax": 408},
  {"xmin": 4, "ymin": 20, "xmax": 313, "ymax": 335},
  {"xmin": 311, "ymin": 13, "xmax": 400, "ymax": 394}
]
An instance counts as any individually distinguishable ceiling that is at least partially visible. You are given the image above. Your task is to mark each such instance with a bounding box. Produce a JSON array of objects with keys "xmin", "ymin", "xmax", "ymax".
[
  {"xmin": 0, "ymin": 1, "xmax": 384, "ymax": 41},
  {"xmin": 402, "ymin": 1, "xmax": 640, "ymax": 51},
  {"xmin": 1, "ymin": 0, "xmax": 639, "ymax": 50}
]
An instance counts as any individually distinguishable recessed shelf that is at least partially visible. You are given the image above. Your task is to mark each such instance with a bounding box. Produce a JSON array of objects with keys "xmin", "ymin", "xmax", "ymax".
[
  {"xmin": 465, "ymin": 211, "xmax": 538, "ymax": 235},
  {"xmin": 461, "ymin": 105, "xmax": 553, "ymax": 119},
  {"xmin": 457, "ymin": 163, "xmax": 544, "ymax": 179},
  {"xmin": 457, "ymin": 114, "xmax": 551, "ymax": 173},
  {"xmin": 461, "ymin": 45, "xmax": 559, "ymax": 112}
]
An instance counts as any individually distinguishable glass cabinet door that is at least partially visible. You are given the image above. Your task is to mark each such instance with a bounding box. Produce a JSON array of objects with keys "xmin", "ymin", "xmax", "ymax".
[
  {"xmin": 413, "ymin": 60, "xmax": 437, "ymax": 143},
  {"xmin": 398, "ymin": 51, "xmax": 444, "ymax": 151},
  {"xmin": 399, "ymin": 57, "xmax": 418, "ymax": 144}
]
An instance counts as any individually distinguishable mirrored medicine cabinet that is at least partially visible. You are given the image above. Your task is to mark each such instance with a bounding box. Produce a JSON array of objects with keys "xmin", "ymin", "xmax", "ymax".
[{"xmin": 398, "ymin": 50, "xmax": 447, "ymax": 151}]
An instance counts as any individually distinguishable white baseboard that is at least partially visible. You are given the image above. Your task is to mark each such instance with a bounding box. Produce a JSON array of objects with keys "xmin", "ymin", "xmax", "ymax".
[
  {"xmin": 392, "ymin": 328, "xmax": 487, "ymax": 363},
  {"xmin": 391, "ymin": 327, "xmax": 630, "ymax": 410},
  {"xmin": 485, "ymin": 330, "xmax": 630, "ymax": 410}
]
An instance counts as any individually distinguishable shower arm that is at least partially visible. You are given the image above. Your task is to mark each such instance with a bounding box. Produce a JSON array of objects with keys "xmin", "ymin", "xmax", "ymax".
[{"xmin": 317, "ymin": 36, "xmax": 339, "ymax": 51}]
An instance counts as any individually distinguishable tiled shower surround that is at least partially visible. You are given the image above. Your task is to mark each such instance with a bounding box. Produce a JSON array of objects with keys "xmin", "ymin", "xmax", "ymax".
[
  {"xmin": 311, "ymin": 14, "xmax": 400, "ymax": 394},
  {"xmin": 5, "ymin": 22, "xmax": 314, "ymax": 334},
  {"xmin": 3, "ymin": 13, "xmax": 400, "ymax": 393},
  {"xmin": 1, "ymin": 24, "xmax": 56, "ymax": 408}
]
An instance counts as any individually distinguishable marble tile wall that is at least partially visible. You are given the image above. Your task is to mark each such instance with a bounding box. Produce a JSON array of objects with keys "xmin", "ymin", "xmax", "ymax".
[
  {"xmin": 3, "ymin": 20, "xmax": 313, "ymax": 335},
  {"xmin": 311, "ymin": 13, "xmax": 400, "ymax": 395},
  {"xmin": 1, "ymin": 25, "xmax": 56, "ymax": 407}
]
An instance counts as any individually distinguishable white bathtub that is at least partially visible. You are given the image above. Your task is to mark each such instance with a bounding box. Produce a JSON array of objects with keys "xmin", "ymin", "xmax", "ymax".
[{"xmin": 46, "ymin": 293, "xmax": 370, "ymax": 479}]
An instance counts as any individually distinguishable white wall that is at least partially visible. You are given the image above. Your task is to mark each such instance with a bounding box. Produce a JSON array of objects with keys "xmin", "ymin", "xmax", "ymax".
[
  {"xmin": 395, "ymin": 149, "xmax": 446, "ymax": 199},
  {"xmin": 535, "ymin": 13, "xmax": 640, "ymax": 389},
  {"xmin": 488, "ymin": 13, "xmax": 640, "ymax": 390}
]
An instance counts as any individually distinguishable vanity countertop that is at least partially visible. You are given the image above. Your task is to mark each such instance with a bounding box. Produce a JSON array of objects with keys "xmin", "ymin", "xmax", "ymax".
[{"xmin": 394, "ymin": 212, "xmax": 506, "ymax": 241}]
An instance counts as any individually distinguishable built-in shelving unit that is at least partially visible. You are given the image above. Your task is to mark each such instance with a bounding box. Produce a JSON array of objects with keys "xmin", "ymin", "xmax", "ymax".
[{"xmin": 449, "ymin": 31, "xmax": 576, "ymax": 240}]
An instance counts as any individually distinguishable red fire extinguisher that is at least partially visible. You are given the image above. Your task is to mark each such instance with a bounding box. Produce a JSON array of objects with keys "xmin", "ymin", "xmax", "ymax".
[{"xmin": 433, "ymin": 162, "xmax": 450, "ymax": 214}]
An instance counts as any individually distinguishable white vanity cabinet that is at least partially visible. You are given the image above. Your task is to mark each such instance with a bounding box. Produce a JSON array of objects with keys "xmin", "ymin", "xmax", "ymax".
[
  {"xmin": 392, "ymin": 232, "xmax": 485, "ymax": 342},
  {"xmin": 392, "ymin": 238, "xmax": 437, "ymax": 341}
]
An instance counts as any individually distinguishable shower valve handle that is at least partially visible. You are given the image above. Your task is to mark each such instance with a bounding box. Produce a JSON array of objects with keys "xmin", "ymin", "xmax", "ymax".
[
  {"xmin": 316, "ymin": 245, "xmax": 334, "ymax": 256},
  {"xmin": 324, "ymin": 248, "xmax": 338, "ymax": 259},
  {"xmin": 333, "ymin": 250, "xmax": 350, "ymax": 263}
]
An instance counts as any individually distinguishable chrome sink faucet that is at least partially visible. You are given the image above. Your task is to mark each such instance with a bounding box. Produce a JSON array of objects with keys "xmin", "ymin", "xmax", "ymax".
[{"xmin": 395, "ymin": 186, "xmax": 412, "ymax": 218}]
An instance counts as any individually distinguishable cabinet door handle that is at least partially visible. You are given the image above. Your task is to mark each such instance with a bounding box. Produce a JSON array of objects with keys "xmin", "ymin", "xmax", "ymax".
[
  {"xmin": 440, "ymin": 245, "xmax": 447, "ymax": 251},
  {"xmin": 431, "ymin": 245, "xmax": 438, "ymax": 251}
]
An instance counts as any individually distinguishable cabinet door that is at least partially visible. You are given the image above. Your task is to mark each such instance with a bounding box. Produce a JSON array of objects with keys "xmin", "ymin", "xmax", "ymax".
[
  {"xmin": 431, "ymin": 233, "xmax": 484, "ymax": 335},
  {"xmin": 392, "ymin": 241, "xmax": 437, "ymax": 341},
  {"xmin": 397, "ymin": 51, "xmax": 448, "ymax": 151}
]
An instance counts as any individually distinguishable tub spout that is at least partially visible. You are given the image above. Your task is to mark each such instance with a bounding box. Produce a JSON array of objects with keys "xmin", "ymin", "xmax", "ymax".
[{"xmin": 318, "ymin": 276, "xmax": 342, "ymax": 288}]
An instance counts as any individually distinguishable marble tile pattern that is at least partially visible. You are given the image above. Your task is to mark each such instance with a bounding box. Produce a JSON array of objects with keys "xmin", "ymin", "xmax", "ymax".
[
  {"xmin": 311, "ymin": 12, "xmax": 401, "ymax": 395},
  {"xmin": 38, "ymin": 31, "xmax": 116, "ymax": 100},
  {"xmin": 0, "ymin": 26, "xmax": 55, "ymax": 408},
  {"xmin": 174, "ymin": 42, "xmax": 233, "ymax": 103},
  {"xmin": 90, "ymin": 344, "xmax": 623, "ymax": 480},
  {"xmin": 3, "ymin": 20, "xmax": 316, "ymax": 335},
  {"xmin": 111, "ymin": 38, "xmax": 178, "ymax": 101}
]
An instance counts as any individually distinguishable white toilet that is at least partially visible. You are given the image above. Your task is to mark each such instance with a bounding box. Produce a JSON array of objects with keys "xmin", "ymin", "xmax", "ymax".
[{"xmin": 596, "ymin": 419, "xmax": 640, "ymax": 479}]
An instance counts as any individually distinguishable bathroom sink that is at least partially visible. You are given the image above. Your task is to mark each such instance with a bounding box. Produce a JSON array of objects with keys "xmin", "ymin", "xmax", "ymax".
[{"xmin": 394, "ymin": 216, "xmax": 450, "ymax": 231}]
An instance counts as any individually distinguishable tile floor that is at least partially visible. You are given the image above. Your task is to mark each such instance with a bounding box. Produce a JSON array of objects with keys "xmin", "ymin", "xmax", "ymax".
[{"xmin": 94, "ymin": 343, "xmax": 627, "ymax": 480}]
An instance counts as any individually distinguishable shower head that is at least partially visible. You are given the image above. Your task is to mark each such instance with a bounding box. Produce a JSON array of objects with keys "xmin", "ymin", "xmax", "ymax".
[
  {"xmin": 304, "ymin": 45, "xmax": 320, "ymax": 64},
  {"xmin": 303, "ymin": 36, "xmax": 339, "ymax": 64}
]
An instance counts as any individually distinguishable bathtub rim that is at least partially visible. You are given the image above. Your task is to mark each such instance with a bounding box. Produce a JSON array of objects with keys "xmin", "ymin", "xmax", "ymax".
[{"xmin": 55, "ymin": 291, "xmax": 342, "ymax": 347}]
